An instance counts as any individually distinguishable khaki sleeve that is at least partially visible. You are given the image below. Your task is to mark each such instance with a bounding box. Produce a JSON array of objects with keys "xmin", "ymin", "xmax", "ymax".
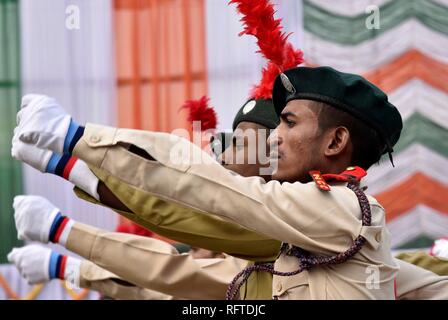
[
  {"xmin": 73, "ymin": 179, "xmax": 280, "ymax": 262},
  {"xmin": 72, "ymin": 124, "xmax": 368, "ymax": 255},
  {"xmin": 395, "ymin": 259, "xmax": 448, "ymax": 300},
  {"xmin": 80, "ymin": 261, "xmax": 174, "ymax": 300},
  {"xmin": 66, "ymin": 222, "xmax": 243, "ymax": 300},
  {"xmin": 396, "ymin": 251, "xmax": 448, "ymax": 276}
]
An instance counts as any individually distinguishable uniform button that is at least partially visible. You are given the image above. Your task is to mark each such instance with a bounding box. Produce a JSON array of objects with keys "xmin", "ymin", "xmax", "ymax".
[
  {"xmin": 276, "ymin": 282, "xmax": 282, "ymax": 292},
  {"xmin": 375, "ymin": 231, "xmax": 382, "ymax": 242},
  {"xmin": 90, "ymin": 135, "xmax": 100, "ymax": 143}
]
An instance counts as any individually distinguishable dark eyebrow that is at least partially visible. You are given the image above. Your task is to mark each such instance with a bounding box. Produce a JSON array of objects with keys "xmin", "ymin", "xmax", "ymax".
[{"xmin": 280, "ymin": 111, "xmax": 297, "ymax": 121}]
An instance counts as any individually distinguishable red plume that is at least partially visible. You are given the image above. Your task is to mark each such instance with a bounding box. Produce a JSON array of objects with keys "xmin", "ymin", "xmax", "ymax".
[
  {"xmin": 181, "ymin": 95, "xmax": 218, "ymax": 131},
  {"xmin": 116, "ymin": 222, "xmax": 154, "ymax": 238},
  {"xmin": 230, "ymin": 0, "xmax": 288, "ymax": 66},
  {"xmin": 230, "ymin": 0, "xmax": 304, "ymax": 99}
]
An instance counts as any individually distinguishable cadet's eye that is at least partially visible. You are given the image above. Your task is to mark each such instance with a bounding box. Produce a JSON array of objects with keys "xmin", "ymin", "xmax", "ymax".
[
  {"xmin": 280, "ymin": 113, "xmax": 296, "ymax": 128},
  {"xmin": 285, "ymin": 118, "xmax": 295, "ymax": 128}
]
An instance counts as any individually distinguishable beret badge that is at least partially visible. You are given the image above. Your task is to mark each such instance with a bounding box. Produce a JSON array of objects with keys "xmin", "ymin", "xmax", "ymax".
[{"xmin": 280, "ymin": 73, "xmax": 296, "ymax": 94}]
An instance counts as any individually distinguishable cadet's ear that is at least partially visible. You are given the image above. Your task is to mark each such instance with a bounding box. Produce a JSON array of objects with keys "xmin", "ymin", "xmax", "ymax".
[{"xmin": 323, "ymin": 126, "xmax": 351, "ymax": 158}]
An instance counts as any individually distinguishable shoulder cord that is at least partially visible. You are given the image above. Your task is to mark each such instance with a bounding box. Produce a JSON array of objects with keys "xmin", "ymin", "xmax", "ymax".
[{"xmin": 225, "ymin": 180, "xmax": 372, "ymax": 300}]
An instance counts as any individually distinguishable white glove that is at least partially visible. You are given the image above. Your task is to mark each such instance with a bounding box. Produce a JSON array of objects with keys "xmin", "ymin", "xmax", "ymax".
[
  {"xmin": 7, "ymin": 245, "xmax": 52, "ymax": 284},
  {"xmin": 15, "ymin": 94, "xmax": 72, "ymax": 154},
  {"xmin": 11, "ymin": 140, "xmax": 100, "ymax": 200},
  {"xmin": 7, "ymin": 245, "xmax": 81, "ymax": 287},
  {"xmin": 11, "ymin": 137, "xmax": 53, "ymax": 173},
  {"xmin": 432, "ymin": 238, "xmax": 448, "ymax": 259},
  {"xmin": 13, "ymin": 195, "xmax": 60, "ymax": 243}
]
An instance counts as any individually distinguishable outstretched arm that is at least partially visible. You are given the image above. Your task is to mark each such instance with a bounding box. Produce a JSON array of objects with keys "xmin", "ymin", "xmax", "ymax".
[
  {"xmin": 11, "ymin": 195, "xmax": 247, "ymax": 300},
  {"xmin": 12, "ymin": 95, "xmax": 280, "ymax": 261}
]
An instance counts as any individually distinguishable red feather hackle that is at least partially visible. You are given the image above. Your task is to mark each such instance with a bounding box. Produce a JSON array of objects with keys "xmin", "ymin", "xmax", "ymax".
[
  {"xmin": 230, "ymin": 0, "xmax": 304, "ymax": 99},
  {"xmin": 181, "ymin": 95, "xmax": 218, "ymax": 131}
]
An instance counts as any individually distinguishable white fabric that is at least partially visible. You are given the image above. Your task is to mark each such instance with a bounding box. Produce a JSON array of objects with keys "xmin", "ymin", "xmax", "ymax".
[
  {"xmin": 7, "ymin": 245, "xmax": 52, "ymax": 285},
  {"xmin": 366, "ymin": 145, "xmax": 448, "ymax": 194},
  {"xmin": 388, "ymin": 79, "xmax": 448, "ymax": 129},
  {"xmin": 206, "ymin": 0, "xmax": 304, "ymax": 130},
  {"xmin": 13, "ymin": 195, "xmax": 60, "ymax": 243},
  {"xmin": 11, "ymin": 140, "xmax": 53, "ymax": 173},
  {"xmin": 432, "ymin": 238, "xmax": 448, "ymax": 259},
  {"xmin": 11, "ymin": 138, "xmax": 101, "ymax": 200},
  {"xmin": 58, "ymin": 219, "xmax": 75, "ymax": 247},
  {"xmin": 69, "ymin": 160, "xmax": 100, "ymax": 201},
  {"xmin": 15, "ymin": 95, "xmax": 71, "ymax": 154},
  {"xmin": 19, "ymin": 0, "xmax": 118, "ymax": 233},
  {"xmin": 306, "ymin": 0, "xmax": 392, "ymax": 16},
  {"xmin": 387, "ymin": 205, "xmax": 448, "ymax": 248},
  {"xmin": 306, "ymin": 0, "xmax": 448, "ymax": 16},
  {"xmin": 64, "ymin": 256, "xmax": 81, "ymax": 289},
  {"xmin": 304, "ymin": 20, "xmax": 448, "ymax": 73}
]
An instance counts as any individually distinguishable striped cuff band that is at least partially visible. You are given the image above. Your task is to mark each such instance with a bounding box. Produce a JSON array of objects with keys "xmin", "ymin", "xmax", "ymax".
[
  {"xmin": 45, "ymin": 153, "xmax": 79, "ymax": 180},
  {"xmin": 63, "ymin": 120, "xmax": 85, "ymax": 155},
  {"xmin": 49, "ymin": 213, "xmax": 73, "ymax": 245},
  {"xmin": 48, "ymin": 252, "xmax": 68, "ymax": 280}
]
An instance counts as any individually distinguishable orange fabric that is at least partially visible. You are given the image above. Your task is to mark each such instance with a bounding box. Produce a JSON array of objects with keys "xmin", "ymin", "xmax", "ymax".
[
  {"xmin": 0, "ymin": 273, "xmax": 18, "ymax": 300},
  {"xmin": 114, "ymin": 0, "xmax": 208, "ymax": 132},
  {"xmin": 114, "ymin": 0, "xmax": 207, "ymax": 236},
  {"xmin": 364, "ymin": 49, "xmax": 448, "ymax": 94},
  {"xmin": 374, "ymin": 172, "xmax": 448, "ymax": 222},
  {"xmin": 306, "ymin": 49, "xmax": 448, "ymax": 94}
]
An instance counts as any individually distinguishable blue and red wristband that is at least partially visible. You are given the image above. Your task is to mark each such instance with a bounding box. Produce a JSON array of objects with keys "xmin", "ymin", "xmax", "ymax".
[
  {"xmin": 49, "ymin": 251, "xmax": 68, "ymax": 280},
  {"xmin": 48, "ymin": 212, "xmax": 71, "ymax": 244},
  {"xmin": 63, "ymin": 120, "xmax": 84, "ymax": 155},
  {"xmin": 45, "ymin": 153, "xmax": 78, "ymax": 180}
]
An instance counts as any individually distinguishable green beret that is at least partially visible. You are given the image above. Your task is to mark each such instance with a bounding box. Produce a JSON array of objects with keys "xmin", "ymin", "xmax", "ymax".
[
  {"xmin": 210, "ymin": 99, "xmax": 279, "ymax": 157},
  {"xmin": 272, "ymin": 66, "xmax": 403, "ymax": 153},
  {"xmin": 232, "ymin": 99, "xmax": 279, "ymax": 131}
]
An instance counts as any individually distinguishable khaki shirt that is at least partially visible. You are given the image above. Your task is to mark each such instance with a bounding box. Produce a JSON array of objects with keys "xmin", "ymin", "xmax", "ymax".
[
  {"xmin": 67, "ymin": 222, "xmax": 245, "ymax": 300},
  {"xmin": 74, "ymin": 169, "xmax": 448, "ymax": 300},
  {"xmin": 71, "ymin": 123, "xmax": 399, "ymax": 299},
  {"xmin": 78, "ymin": 256, "xmax": 448, "ymax": 300},
  {"xmin": 80, "ymin": 261, "xmax": 174, "ymax": 300},
  {"xmin": 396, "ymin": 259, "xmax": 448, "ymax": 299}
]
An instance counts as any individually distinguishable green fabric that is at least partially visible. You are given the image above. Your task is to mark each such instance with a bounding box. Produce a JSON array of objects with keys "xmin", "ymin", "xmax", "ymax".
[
  {"xmin": 0, "ymin": 0, "xmax": 22, "ymax": 264},
  {"xmin": 240, "ymin": 266, "xmax": 273, "ymax": 300},
  {"xmin": 273, "ymin": 66, "xmax": 403, "ymax": 150},
  {"xmin": 232, "ymin": 99, "xmax": 279, "ymax": 131},
  {"xmin": 393, "ymin": 112, "xmax": 448, "ymax": 157},
  {"xmin": 396, "ymin": 235, "xmax": 436, "ymax": 250},
  {"xmin": 396, "ymin": 251, "xmax": 448, "ymax": 276},
  {"xmin": 304, "ymin": 0, "xmax": 448, "ymax": 45}
]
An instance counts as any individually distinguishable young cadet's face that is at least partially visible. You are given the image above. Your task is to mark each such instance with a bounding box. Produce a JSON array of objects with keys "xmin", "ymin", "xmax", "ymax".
[
  {"xmin": 268, "ymin": 100, "xmax": 325, "ymax": 183},
  {"xmin": 219, "ymin": 121, "xmax": 272, "ymax": 181}
]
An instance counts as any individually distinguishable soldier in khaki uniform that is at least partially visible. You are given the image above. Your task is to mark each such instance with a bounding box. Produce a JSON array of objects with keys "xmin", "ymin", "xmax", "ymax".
[
  {"xmin": 9, "ymin": 197, "xmax": 448, "ymax": 300},
  {"xmin": 12, "ymin": 66, "xmax": 409, "ymax": 299},
  {"xmin": 9, "ymin": 99, "xmax": 282, "ymax": 300},
  {"xmin": 10, "ymin": 92, "xmax": 448, "ymax": 299}
]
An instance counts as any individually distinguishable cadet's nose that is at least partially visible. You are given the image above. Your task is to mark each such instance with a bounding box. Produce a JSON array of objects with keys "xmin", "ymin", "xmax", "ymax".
[{"xmin": 267, "ymin": 129, "xmax": 281, "ymax": 149}]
